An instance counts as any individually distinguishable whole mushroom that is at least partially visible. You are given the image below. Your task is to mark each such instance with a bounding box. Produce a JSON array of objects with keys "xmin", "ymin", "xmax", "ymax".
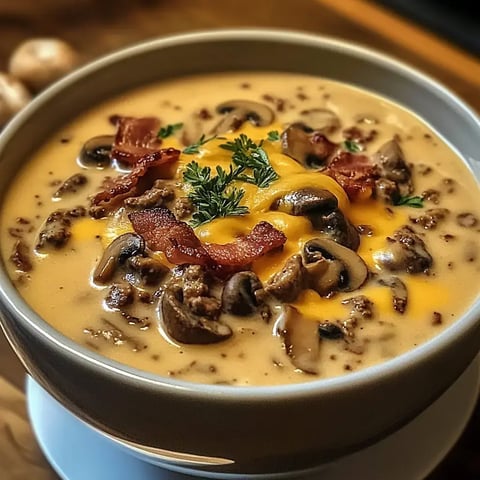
[
  {"xmin": 8, "ymin": 38, "xmax": 79, "ymax": 92},
  {"xmin": 0, "ymin": 73, "xmax": 31, "ymax": 127}
]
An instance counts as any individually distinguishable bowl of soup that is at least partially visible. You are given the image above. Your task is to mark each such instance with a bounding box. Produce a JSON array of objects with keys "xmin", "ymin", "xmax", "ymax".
[{"xmin": 0, "ymin": 30, "xmax": 479, "ymax": 477}]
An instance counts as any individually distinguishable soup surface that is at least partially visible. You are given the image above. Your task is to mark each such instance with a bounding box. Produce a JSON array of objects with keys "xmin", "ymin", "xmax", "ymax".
[{"xmin": 1, "ymin": 72, "xmax": 479, "ymax": 386}]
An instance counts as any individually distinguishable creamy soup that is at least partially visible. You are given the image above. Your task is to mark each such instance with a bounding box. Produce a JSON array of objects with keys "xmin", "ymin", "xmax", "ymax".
[{"xmin": 1, "ymin": 72, "xmax": 479, "ymax": 386}]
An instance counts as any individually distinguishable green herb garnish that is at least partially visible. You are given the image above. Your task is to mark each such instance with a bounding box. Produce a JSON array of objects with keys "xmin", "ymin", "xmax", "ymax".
[
  {"xmin": 183, "ymin": 161, "xmax": 249, "ymax": 226},
  {"xmin": 267, "ymin": 130, "xmax": 280, "ymax": 142},
  {"xmin": 342, "ymin": 139, "xmax": 362, "ymax": 153},
  {"xmin": 220, "ymin": 133, "xmax": 279, "ymax": 188},
  {"xmin": 157, "ymin": 123, "xmax": 183, "ymax": 139},
  {"xmin": 394, "ymin": 195, "xmax": 424, "ymax": 208},
  {"xmin": 183, "ymin": 134, "xmax": 218, "ymax": 155}
]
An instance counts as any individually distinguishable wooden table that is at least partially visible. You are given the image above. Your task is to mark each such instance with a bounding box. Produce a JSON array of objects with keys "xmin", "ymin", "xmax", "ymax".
[{"xmin": 0, "ymin": 0, "xmax": 479, "ymax": 478}]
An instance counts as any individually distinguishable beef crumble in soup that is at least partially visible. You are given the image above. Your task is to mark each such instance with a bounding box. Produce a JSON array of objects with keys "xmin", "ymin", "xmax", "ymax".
[{"xmin": 1, "ymin": 72, "xmax": 479, "ymax": 386}]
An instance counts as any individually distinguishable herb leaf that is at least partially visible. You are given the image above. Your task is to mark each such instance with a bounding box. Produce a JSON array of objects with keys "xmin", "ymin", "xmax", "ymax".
[
  {"xmin": 220, "ymin": 133, "xmax": 279, "ymax": 188},
  {"xmin": 267, "ymin": 130, "xmax": 280, "ymax": 142},
  {"xmin": 394, "ymin": 195, "xmax": 424, "ymax": 208},
  {"xmin": 183, "ymin": 161, "xmax": 249, "ymax": 226},
  {"xmin": 342, "ymin": 139, "xmax": 362, "ymax": 153},
  {"xmin": 157, "ymin": 123, "xmax": 183, "ymax": 139},
  {"xmin": 183, "ymin": 134, "xmax": 218, "ymax": 155}
]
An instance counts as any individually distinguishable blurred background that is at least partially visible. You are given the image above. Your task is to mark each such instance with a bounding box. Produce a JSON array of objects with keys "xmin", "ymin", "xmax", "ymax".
[{"xmin": 0, "ymin": 0, "xmax": 478, "ymax": 111}]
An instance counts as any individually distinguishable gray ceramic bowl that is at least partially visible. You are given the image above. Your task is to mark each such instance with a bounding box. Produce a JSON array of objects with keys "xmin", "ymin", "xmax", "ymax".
[{"xmin": 0, "ymin": 30, "xmax": 479, "ymax": 478}]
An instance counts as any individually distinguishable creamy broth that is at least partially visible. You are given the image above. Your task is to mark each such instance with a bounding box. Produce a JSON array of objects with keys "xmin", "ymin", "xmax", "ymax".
[{"xmin": 1, "ymin": 72, "xmax": 479, "ymax": 386}]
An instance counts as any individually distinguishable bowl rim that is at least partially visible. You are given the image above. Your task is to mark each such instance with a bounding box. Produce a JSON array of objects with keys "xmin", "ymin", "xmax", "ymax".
[{"xmin": 1, "ymin": 28, "xmax": 479, "ymax": 401}]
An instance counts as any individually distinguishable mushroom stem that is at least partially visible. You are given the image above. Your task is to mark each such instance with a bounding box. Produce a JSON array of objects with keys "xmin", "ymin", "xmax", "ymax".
[{"xmin": 278, "ymin": 305, "xmax": 320, "ymax": 374}]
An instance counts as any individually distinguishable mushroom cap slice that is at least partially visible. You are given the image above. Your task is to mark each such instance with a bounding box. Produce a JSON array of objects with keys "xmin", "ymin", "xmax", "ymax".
[
  {"xmin": 306, "ymin": 259, "xmax": 344, "ymax": 297},
  {"xmin": 281, "ymin": 123, "xmax": 336, "ymax": 169},
  {"xmin": 79, "ymin": 135, "xmax": 114, "ymax": 169},
  {"xmin": 309, "ymin": 209, "xmax": 360, "ymax": 251},
  {"xmin": 222, "ymin": 271, "xmax": 262, "ymax": 316},
  {"xmin": 272, "ymin": 188, "xmax": 338, "ymax": 216},
  {"xmin": 162, "ymin": 287, "xmax": 232, "ymax": 344},
  {"xmin": 303, "ymin": 237, "xmax": 368, "ymax": 294},
  {"xmin": 278, "ymin": 305, "xmax": 320, "ymax": 374},
  {"xmin": 265, "ymin": 254, "xmax": 308, "ymax": 303},
  {"xmin": 297, "ymin": 108, "xmax": 341, "ymax": 134},
  {"xmin": 93, "ymin": 233, "xmax": 145, "ymax": 284},
  {"xmin": 271, "ymin": 188, "xmax": 359, "ymax": 250},
  {"xmin": 213, "ymin": 100, "xmax": 274, "ymax": 134}
]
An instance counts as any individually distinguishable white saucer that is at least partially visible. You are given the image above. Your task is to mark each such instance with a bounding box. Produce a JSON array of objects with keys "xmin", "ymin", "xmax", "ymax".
[{"xmin": 27, "ymin": 356, "xmax": 480, "ymax": 480}]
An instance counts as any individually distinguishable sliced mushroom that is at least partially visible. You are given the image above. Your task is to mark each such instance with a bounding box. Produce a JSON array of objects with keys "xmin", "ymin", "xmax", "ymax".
[
  {"xmin": 272, "ymin": 188, "xmax": 338, "ymax": 216},
  {"xmin": 374, "ymin": 226, "xmax": 432, "ymax": 274},
  {"xmin": 93, "ymin": 233, "xmax": 145, "ymax": 284},
  {"xmin": 318, "ymin": 322, "xmax": 344, "ymax": 340},
  {"xmin": 303, "ymin": 238, "xmax": 368, "ymax": 296},
  {"xmin": 212, "ymin": 100, "xmax": 274, "ymax": 134},
  {"xmin": 278, "ymin": 305, "xmax": 320, "ymax": 374},
  {"xmin": 297, "ymin": 108, "xmax": 341, "ymax": 134},
  {"xmin": 377, "ymin": 276, "xmax": 408, "ymax": 314},
  {"xmin": 372, "ymin": 140, "xmax": 412, "ymax": 196},
  {"xmin": 265, "ymin": 255, "xmax": 308, "ymax": 302},
  {"xmin": 281, "ymin": 123, "xmax": 336, "ymax": 168},
  {"xmin": 222, "ymin": 271, "xmax": 263, "ymax": 316},
  {"xmin": 306, "ymin": 258, "xmax": 344, "ymax": 297},
  {"xmin": 78, "ymin": 135, "xmax": 114, "ymax": 169},
  {"xmin": 271, "ymin": 188, "xmax": 359, "ymax": 250},
  {"xmin": 309, "ymin": 209, "xmax": 360, "ymax": 251},
  {"xmin": 161, "ymin": 286, "xmax": 232, "ymax": 344}
]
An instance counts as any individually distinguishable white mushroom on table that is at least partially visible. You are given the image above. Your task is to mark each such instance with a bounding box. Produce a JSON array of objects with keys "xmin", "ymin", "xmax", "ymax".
[{"xmin": 0, "ymin": 37, "xmax": 79, "ymax": 128}]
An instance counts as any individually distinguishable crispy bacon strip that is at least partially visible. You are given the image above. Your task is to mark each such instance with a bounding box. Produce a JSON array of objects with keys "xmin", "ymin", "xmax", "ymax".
[
  {"xmin": 129, "ymin": 207, "xmax": 211, "ymax": 265},
  {"xmin": 204, "ymin": 221, "xmax": 287, "ymax": 266},
  {"xmin": 111, "ymin": 116, "xmax": 163, "ymax": 166},
  {"xmin": 325, "ymin": 150, "xmax": 378, "ymax": 201},
  {"xmin": 92, "ymin": 149, "xmax": 180, "ymax": 207},
  {"xmin": 129, "ymin": 208, "xmax": 286, "ymax": 269}
]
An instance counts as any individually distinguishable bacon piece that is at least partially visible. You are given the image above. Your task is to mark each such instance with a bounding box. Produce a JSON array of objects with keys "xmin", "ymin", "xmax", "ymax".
[
  {"xmin": 129, "ymin": 207, "xmax": 211, "ymax": 265},
  {"xmin": 111, "ymin": 116, "xmax": 163, "ymax": 166},
  {"xmin": 91, "ymin": 149, "xmax": 180, "ymax": 208},
  {"xmin": 325, "ymin": 150, "xmax": 378, "ymax": 201},
  {"xmin": 205, "ymin": 222, "xmax": 287, "ymax": 266},
  {"xmin": 129, "ymin": 208, "xmax": 286, "ymax": 271}
]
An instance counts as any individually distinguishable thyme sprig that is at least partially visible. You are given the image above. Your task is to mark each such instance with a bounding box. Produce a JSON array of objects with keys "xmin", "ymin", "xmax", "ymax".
[
  {"xmin": 267, "ymin": 130, "xmax": 280, "ymax": 142},
  {"xmin": 157, "ymin": 123, "xmax": 183, "ymax": 139},
  {"xmin": 220, "ymin": 133, "xmax": 279, "ymax": 188},
  {"xmin": 183, "ymin": 161, "xmax": 248, "ymax": 227},
  {"xmin": 393, "ymin": 195, "xmax": 424, "ymax": 208},
  {"xmin": 342, "ymin": 139, "xmax": 363, "ymax": 153},
  {"xmin": 183, "ymin": 132, "xmax": 280, "ymax": 226}
]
